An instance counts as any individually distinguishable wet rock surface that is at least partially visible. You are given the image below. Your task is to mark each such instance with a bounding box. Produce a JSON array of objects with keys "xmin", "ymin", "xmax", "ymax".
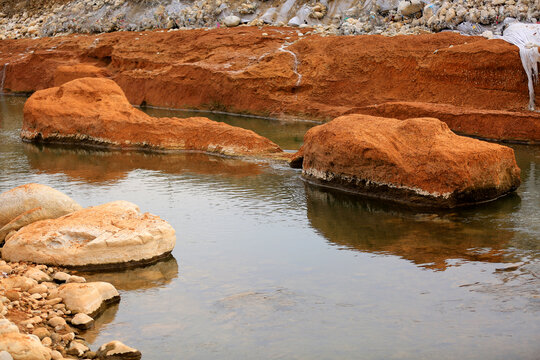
[
  {"xmin": 292, "ymin": 114, "xmax": 522, "ymax": 208},
  {"xmin": 21, "ymin": 77, "xmax": 286, "ymax": 158},
  {"xmin": 2, "ymin": 200, "xmax": 176, "ymax": 269}
]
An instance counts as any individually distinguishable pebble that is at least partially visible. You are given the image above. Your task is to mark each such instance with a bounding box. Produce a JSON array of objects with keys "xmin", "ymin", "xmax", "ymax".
[{"xmin": 53, "ymin": 272, "xmax": 70, "ymax": 283}]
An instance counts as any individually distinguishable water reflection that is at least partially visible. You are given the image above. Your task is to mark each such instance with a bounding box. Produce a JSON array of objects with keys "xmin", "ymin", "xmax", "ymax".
[
  {"xmin": 23, "ymin": 143, "xmax": 264, "ymax": 183},
  {"xmin": 143, "ymin": 107, "xmax": 316, "ymax": 151},
  {"xmin": 79, "ymin": 256, "xmax": 179, "ymax": 291},
  {"xmin": 305, "ymin": 184, "xmax": 523, "ymax": 270}
]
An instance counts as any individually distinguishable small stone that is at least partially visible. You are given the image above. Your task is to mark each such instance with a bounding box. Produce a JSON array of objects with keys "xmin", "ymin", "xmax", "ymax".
[
  {"xmin": 45, "ymin": 298, "xmax": 63, "ymax": 306},
  {"xmin": 25, "ymin": 268, "xmax": 52, "ymax": 283},
  {"xmin": 61, "ymin": 332, "xmax": 75, "ymax": 342},
  {"xmin": 71, "ymin": 313, "xmax": 94, "ymax": 329},
  {"xmin": 51, "ymin": 350, "xmax": 63, "ymax": 360},
  {"xmin": 29, "ymin": 284, "xmax": 48, "ymax": 294},
  {"xmin": 66, "ymin": 275, "xmax": 86, "ymax": 284},
  {"xmin": 5, "ymin": 290, "xmax": 20, "ymax": 301},
  {"xmin": 53, "ymin": 272, "xmax": 70, "ymax": 283},
  {"xmin": 67, "ymin": 341, "xmax": 89, "ymax": 357},
  {"xmin": 41, "ymin": 336, "xmax": 52, "ymax": 346},
  {"xmin": 223, "ymin": 15, "xmax": 240, "ymax": 27},
  {"xmin": 32, "ymin": 327, "xmax": 51, "ymax": 340},
  {"xmin": 30, "ymin": 293, "xmax": 42, "ymax": 300},
  {"xmin": 97, "ymin": 340, "xmax": 141, "ymax": 360},
  {"xmin": 0, "ymin": 319, "xmax": 19, "ymax": 335},
  {"xmin": 48, "ymin": 316, "xmax": 66, "ymax": 328}
]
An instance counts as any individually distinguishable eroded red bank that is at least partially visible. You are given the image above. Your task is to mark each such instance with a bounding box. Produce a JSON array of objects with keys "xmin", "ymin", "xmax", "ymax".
[{"xmin": 0, "ymin": 27, "xmax": 539, "ymax": 143}]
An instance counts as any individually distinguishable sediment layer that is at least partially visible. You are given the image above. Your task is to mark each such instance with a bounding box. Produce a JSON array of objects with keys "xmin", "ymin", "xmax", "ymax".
[{"xmin": 1, "ymin": 27, "xmax": 539, "ymax": 142}]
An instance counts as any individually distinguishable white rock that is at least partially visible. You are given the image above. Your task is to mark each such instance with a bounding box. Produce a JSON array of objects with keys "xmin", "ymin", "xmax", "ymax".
[
  {"xmin": 398, "ymin": 0, "xmax": 423, "ymax": 16},
  {"xmin": 0, "ymin": 351, "xmax": 13, "ymax": 360},
  {"xmin": 0, "ymin": 276, "xmax": 38, "ymax": 292},
  {"xmin": 223, "ymin": 15, "xmax": 240, "ymax": 27},
  {"xmin": 0, "ymin": 319, "xmax": 19, "ymax": 335},
  {"xmin": 65, "ymin": 275, "xmax": 85, "ymax": 283},
  {"xmin": 481, "ymin": 30, "xmax": 494, "ymax": 39},
  {"xmin": 50, "ymin": 282, "xmax": 119, "ymax": 316},
  {"xmin": 0, "ymin": 184, "xmax": 82, "ymax": 244},
  {"xmin": 53, "ymin": 272, "xmax": 70, "ymax": 283},
  {"xmin": 24, "ymin": 268, "xmax": 52, "ymax": 283},
  {"xmin": 0, "ymin": 333, "xmax": 51, "ymax": 360},
  {"xmin": 3, "ymin": 201, "xmax": 176, "ymax": 268},
  {"xmin": 70, "ymin": 313, "xmax": 94, "ymax": 329},
  {"xmin": 97, "ymin": 340, "xmax": 141, "ymax": 360},
  {"xmin": 66, "ymin": 341, "xmax": 89, "ymax": 357}
]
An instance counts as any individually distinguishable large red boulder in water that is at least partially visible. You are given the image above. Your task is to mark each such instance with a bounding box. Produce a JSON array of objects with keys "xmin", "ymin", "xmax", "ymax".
[
  {"xmin": 291, "ymin": 114, "xmax": 521, "ymax": 208},
  {"xmin": 21, "ymin": 77, "xmax": 284, "ymax": 158}
]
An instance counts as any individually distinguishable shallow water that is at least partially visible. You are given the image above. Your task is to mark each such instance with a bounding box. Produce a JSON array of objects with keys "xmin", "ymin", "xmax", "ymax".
[{"xmin": 1, "ymin": 96, "xmax": 539, "ymax": 360}]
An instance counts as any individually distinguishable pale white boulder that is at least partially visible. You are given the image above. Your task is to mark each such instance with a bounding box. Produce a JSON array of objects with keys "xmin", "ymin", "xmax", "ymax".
[
  {"xmin": 49, "ymin": 282, "xmax": 119, "ymax": 316},
  {"xmin": 96, "ymin": 340, "xmax": 141, "ymax": 360},
  {"xmin": 2, "ymin": 201, "xmax": 176, "ymax": 268},
  {"xmin": 0, "ymin": 184, "xmax": 82, "ymax": 244}
]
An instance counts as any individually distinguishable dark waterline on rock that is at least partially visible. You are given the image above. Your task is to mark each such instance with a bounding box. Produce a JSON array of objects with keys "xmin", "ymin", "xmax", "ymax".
[{"xmin": 1, "ymin": 96, "xmax": 539, "ymax": 359}]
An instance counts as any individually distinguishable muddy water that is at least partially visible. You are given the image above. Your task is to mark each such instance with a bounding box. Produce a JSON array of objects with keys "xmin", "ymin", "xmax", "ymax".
[{"xmin": 1, "ymin": 96, "xmax": 539, "ymax": 359}]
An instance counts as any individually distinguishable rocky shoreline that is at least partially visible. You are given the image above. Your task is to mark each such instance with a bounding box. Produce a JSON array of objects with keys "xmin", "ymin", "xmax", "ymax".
[
  {"xmin": 0, "ymin": 260, "xmax": 141, "ymax": 360},
  {"xmin": 0, "ymin": 183, "xmax": 179, "ymax": 359},
  {"xmin": 0, "ymin": 0, "xmax": 539, "ymax": 40}
]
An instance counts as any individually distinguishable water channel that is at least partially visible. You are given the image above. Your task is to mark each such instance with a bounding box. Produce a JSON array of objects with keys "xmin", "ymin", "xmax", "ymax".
[{"xmin": 1, "ymin": 96, "xmax": 539, "ymax": 359}]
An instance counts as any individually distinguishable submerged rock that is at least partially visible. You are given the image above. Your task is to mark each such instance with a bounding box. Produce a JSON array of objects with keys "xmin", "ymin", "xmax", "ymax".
[
  {"xmin": 21, "ymin": 77, "xmax": 284, "ymax": 158},
  {"xmin": 0, "ymin": 184, "xmax": 82, "ymax": 245},
  {"xmin": 2, "ymin": 200, "xmax": 176, "ymax": 269},
  {"xmin": 291, "ymin": 114, "xmax": 521, "ymax": 208}
]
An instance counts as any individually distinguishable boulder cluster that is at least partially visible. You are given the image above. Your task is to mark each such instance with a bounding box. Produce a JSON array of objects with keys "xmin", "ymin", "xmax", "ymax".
[
  {"xmin": 0, "ymin": 261, "xmax": 140, "ymax": 360},
  {"xmin": 0, "ymin": 183, "xmax": 176, "ymax": 359},
  {"xmin": 0, "ymin": 0, "xmax": 539, "ymax": 39}
]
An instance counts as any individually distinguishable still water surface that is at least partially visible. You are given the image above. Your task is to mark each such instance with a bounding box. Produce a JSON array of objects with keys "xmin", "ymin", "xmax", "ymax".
[{"xmin": 1, "ymin": 96, "xmax": 539, "ymax": 359}]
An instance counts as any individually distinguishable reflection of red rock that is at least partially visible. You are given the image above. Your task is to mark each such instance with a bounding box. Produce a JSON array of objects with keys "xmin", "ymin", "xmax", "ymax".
[
  {"xmin": 22, "ymin": 78, "xmax": 284, "ymax": 158},
  {"xmin": 305, "ymin": 185, "xmax": 513, "ymax": 271},
  {"xmin": 293, "ymin": 115, "xmax": 521, "ymax": 208},
  {"xmin": 54, "ymin": 64, "xmax": 110, "ymax": 86},
  {"xmin": 1, "ymin": 28, "xmax": 539, "ymax": 142},
  {"xmin": 24, "ymin": 145, "xmax": 264, "ymax": 184}
]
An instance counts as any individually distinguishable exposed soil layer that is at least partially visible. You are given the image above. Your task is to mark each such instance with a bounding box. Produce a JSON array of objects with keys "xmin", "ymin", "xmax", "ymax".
[{"xmin": 1, "ymin": 27, "xmax": 539, "ymax": 142}]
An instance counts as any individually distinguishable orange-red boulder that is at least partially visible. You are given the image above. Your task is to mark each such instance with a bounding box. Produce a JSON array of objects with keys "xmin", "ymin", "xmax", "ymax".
[
  {"xmin": 21, "ymin": 77, "xmax": 284, "ymax": 158},
  {"xmin": 291, "ymin": 114, "xmax": 521, "ymax": 208},
  {"xmin": 353, "ymin": 102, "xmax": 540, "ymax": 144}
]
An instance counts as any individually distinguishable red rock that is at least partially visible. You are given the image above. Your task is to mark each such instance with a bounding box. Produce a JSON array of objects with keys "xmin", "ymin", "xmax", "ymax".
[
  {"xmin": 352, "ymin": 102, "xmax": 540, "ymax": 144},
  {"xmin": 291, "ymin": 114, "xmax": 521, "ymax": 208},
  {"xmin": 0, "ymin": 28, "xmax": 538, "ymax": 143},
  {"xmin": 21, "ymin": 77, "xmax": 284, "ymax": 158}
]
